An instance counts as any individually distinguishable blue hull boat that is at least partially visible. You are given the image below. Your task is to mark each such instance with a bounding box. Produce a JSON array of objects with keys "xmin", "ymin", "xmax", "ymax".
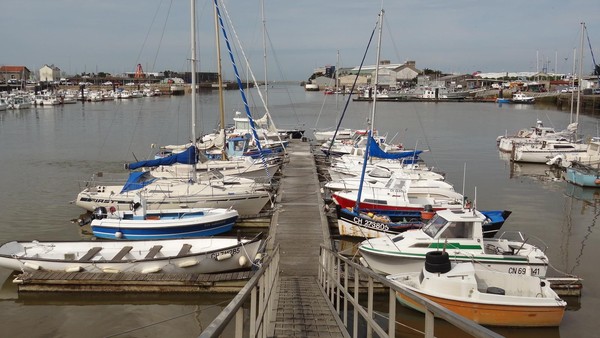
[
  {"xmin": 90, "ymin": 207, "xmax": 239, "ymax": 240},
  {"xmin": 566, "ymin": 162, "xmax": 600, "ymax": 187}
]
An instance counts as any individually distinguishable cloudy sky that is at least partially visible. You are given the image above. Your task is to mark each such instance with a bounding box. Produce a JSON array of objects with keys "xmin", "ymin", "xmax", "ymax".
[{"xmin": 2, "ymin": 0, "xmax": 599, "ymax": 81}]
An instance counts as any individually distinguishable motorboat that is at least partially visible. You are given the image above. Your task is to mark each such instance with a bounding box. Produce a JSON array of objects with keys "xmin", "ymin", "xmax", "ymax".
[
  {"xmin": 331, "ymin": 178, "xmax": 465, "ymax": 214},
  {"xmin": 358, "ymin": 208, "xmax": 549, "ymax": 277},
  {"xmin": 387, "ymin": 251, "xmax": 566, "ymax": 327},
  {"xmin": 511, "ymin": 92, "xmax": 535, "ymax": 104},
  {"xmin": 0, "ymin": 234, "xmax": 263, "ymax": 274},
  {"xmin": 336, "ymin": 206, "xmax": 510, "ymax": 239},
  {"xmin": 90, "ymin": 197, "xmax": 239, "ymax": 240}
]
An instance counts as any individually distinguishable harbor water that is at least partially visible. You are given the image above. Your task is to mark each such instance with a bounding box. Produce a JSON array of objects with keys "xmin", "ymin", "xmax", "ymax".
[{"xmin": 0, "ymin": 84, "xmax": 598, "ymax": 337}]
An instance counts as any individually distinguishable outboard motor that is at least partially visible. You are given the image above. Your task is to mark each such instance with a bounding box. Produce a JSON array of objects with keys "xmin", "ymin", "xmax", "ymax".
[{"xmin": 92, "ymin": 206, "xmax": 108, "ymax": 220}]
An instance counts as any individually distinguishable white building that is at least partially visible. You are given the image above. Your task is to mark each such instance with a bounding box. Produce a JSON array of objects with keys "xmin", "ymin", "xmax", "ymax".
[{"xmin": 39, "ymin": 64, "xmax": 61, "ymax": 82}]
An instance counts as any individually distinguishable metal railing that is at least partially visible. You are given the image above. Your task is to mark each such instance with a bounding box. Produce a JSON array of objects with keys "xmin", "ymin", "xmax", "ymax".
[
  {"xmin": 199, "ymin": 245, "xmax": 280, "ymax": 338},
  {"xmin": 318, "ymin": 245, "xmax": 503, "ymax": 338}
]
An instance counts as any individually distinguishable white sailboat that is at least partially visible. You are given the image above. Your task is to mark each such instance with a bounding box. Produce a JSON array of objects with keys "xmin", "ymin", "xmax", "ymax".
[{"xmin": 75, "ymin": 0, "xmax": 272, "ymax": 218}]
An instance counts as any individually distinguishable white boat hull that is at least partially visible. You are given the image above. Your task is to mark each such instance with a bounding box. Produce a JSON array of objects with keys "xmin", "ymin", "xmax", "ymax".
[{"xmin": 0, "ymin": 236, "xmax": 262, "ymax": 274}]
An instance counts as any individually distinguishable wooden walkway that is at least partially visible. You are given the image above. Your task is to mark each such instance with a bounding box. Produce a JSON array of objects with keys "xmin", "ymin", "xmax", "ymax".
[{"xmin": 268, "ymin": 140, "xmax": 345, "ymax": 337}]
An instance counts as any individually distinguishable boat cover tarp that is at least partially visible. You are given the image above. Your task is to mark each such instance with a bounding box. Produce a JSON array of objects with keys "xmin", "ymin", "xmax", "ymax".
[
  {"xmin": 368, "ymin": 136, "xmax": 423, "ymax": 160},
  {"xmin": 120, "ymin": 172, "xmax": 157, "ymax": 193},
  {"xmin": 127, "ymin": 146, "xmax": 197, "ymax": 170}
]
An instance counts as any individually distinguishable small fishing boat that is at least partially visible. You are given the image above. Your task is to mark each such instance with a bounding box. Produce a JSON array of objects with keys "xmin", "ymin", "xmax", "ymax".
[
  {"xmin": 336, "ymin": 206, "xmax": 510, "ymax": 239},
  {"xmin": 387, "ymin": 251, "xmax": 566, "ymax": 327},
  {"xmin": 0, "ymin": 234, "xmax": 263, "ymax": 274},
  {"xmin": 90, "ymin": 201, "xmax": 239, "ymax": 240},
  {"xmin": 358, "ymin": 208, "xmax": 549, "ymax": 277},
  {"xmin": 565, "ymin": 161, "xmax": 600, "ymax": 187}
]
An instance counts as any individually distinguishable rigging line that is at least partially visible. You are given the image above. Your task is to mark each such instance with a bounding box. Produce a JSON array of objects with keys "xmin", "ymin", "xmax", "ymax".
[
  {"xmin": 134, "ymin": 0, "xmax": 164, "ymax": 70},
  {"xmin": 584, "ymin": 24, "xmax": 600, "ymax": 87},
  {"xmin": 326, "ymin": 14, "xmax": 380, "ymax": 158},
  {"xmin": 214, "ymin": 0, "xmax": 272, "ymax": 181},
  {"xmin": 384, "ymin": 15, "xmax": 403, "ymax": 66},
  {"xmin": 265, "ymin": 30, "xmax": 304, "ymax": 127},
  {"xmin": 151, "ymin": 0, "xmax": 175, "ymax": 72}
]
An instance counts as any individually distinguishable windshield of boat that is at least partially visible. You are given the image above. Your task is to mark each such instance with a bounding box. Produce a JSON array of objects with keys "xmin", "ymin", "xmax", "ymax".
[{"xmin": 422, "ymin": 215, "xmax": 447, "ymax": 237}]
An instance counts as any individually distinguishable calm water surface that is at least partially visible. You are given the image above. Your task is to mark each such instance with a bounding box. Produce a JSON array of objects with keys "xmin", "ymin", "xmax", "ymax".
[{"xmin": 0, "ymin": 85, "xmax": 598, "ymax": 337}]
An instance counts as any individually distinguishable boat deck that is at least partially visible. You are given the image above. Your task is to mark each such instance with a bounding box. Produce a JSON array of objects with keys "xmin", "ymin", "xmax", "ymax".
[{"xmin": 268, "ymin": 140, "xmax": 344, "ymax": 337}]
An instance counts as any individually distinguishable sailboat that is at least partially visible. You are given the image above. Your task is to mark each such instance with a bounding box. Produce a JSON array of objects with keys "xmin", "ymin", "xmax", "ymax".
[
  {"xmin": 75, "ymin": 1, "xmax": 272, "ymax": 218},
  {"xmin": 513, "ymin": 23, "xmax": 590, "ymax": 164}
]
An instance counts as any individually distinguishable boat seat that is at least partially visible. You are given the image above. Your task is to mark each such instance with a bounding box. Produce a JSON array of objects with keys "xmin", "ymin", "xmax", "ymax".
[
  {"xmin": 79, "ymin": 247, "xmax": 102, "ymax": 261},
  {"xmin": 110, "ymin": 246, "xmax": 133, "ymax": 261},
  {"xmin": 144, "ymin": 245, "xmax": 163, "ymax": 259},
  {"xmin": 177, "ymin": 244, "xmax": 192, "ymax": 257}
]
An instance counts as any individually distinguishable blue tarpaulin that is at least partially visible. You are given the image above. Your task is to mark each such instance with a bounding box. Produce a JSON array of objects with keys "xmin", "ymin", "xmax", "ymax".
[
  {"xmin": 368, "ymin": 136, "xmax": 422, "ymax": 160},
  {"xmin": 127, "ymin": 146, "xmax": 197, "ymax": 170},
  {"xmin": 120, "ymin": 171, "xmax": 157, "ymax": 193}
]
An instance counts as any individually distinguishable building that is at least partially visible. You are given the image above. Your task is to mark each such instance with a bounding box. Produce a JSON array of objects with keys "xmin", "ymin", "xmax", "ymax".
[
  {"xmin": 39, "ymin": 64, "xmax": 61, "ymax": 82},
  {"xmin": 0, "ymin": 65, "xmax": 32, "ymax": 83},
  {"xmin": 346, "ymin": 60, "xmax": 421, "ymax": 88}
]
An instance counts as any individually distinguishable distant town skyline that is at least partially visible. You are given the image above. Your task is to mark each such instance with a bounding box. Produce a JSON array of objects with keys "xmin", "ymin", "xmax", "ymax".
[{"xmin": 1, "ymin": 1, "xmax": 598, "ymax": 81}]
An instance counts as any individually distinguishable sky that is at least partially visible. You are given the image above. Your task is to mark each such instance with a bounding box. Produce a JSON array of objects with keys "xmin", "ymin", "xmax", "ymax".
[{"xmin": 2, "ymin": 0, "xmax": 599, "ymax": 81}]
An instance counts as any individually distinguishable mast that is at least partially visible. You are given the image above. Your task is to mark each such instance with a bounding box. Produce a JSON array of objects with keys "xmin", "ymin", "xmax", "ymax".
[
  {"xmin": 355, "ymin": 9, "xmax": 384, "ymax": 212},
  {"xmin": 576, "ymin": 22, "xmax": 584, "ymax": 127},
  {"xmin": 190, "ymin": 0, "xmax": 198, "ymax": 182},
  {"xmin": 214, "ymin": 2, "xmax": 227, "ymax": 160},
  {"xmin": 261, "ymin": 0, "xmax": 268, "ymax": 107}
]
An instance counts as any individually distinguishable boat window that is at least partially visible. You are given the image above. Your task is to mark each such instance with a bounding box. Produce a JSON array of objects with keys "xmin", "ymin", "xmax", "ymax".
[
  {"xmin": 364, "ymin": 199, "xmax": 387, "ymax": 205},
  {"xmin": 422, "ymin": 215, "xmax": 447, "ymax": 237},
  {"xmin": 439, "ymin": 222, "xmax": 469, "ymax": 238}
]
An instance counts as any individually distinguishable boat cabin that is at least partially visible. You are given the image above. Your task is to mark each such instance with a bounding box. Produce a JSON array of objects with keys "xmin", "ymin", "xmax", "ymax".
[{"xmin": 419, "ymin": 209, "xmax": 484, "ymax": 242}]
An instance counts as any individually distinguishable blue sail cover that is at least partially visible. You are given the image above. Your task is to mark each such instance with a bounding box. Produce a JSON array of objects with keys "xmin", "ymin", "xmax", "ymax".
[
  {"xmin": 368, "ymin": 136, "xmax": 423, "ymax": 160},
  {"xmin": 120, "ymin": 171, "xmax": 157, "ymax": 193},
  {"xmin": 127, "ymin": 146, "xmax": 197, "ymax": 170}
]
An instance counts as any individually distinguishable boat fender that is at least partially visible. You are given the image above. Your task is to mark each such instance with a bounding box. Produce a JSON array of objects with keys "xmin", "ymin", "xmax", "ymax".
[
  {"xmin": 141, "ymin": 266, "xmax": 161, "ymax": 274},
  {"xmin": 177, "ymin": 260, "xmax": 198, "ymax": 268},
  {"xmin": 65, "ymin": 266, "xmax": 82, "ymax": 273},
  {"xmin": 24, "ymin": 262, "xmax": 41, "ymax": 271},
  {"xmin": 115, "ymin": 231, "xmax": 123, "ymax": 239},
  {"xmin": 595, "ymin": 179, "xmax": 600, "ymax": 185},
  {"xmin": 216, "ymin": 253, "xmax": 233, "ymax": 261},
  {"xmin": 102, "ymin": 267, "xmax": 121, "ymax": 274},
  {"xmin": 486, "ymin": 286, "xmax": 505, "ymax": 295},
  {"xmin": 238, "ymin": 255, "xmax": 248, "ymax": 267}
]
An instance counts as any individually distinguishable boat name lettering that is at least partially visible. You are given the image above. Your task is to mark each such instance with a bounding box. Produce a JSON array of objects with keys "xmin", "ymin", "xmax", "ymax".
[
  {"xmin": 508, "ymin": 267, "xmax": 528, "ymax": 275},
  {"xmin": 353, "ymin": 216, "xmax": 389, "ymax": 231},
  {"xmin": 210, "ymin": 247, "xmax": 240, "ymax": 259}
]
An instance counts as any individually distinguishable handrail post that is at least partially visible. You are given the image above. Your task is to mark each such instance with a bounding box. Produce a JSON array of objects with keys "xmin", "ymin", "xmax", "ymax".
[
  {"xmin": 388, "ymin": 288, "xmax": 396, "ymax": 337},
  {"xmin": 367, "ymin": 276, "xmax": 373, "ymax": 338}
]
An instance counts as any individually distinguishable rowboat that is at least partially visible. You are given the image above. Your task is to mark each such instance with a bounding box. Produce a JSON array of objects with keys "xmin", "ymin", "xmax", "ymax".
[
  {"xmin": 0, "ymin": 234, "xmax": 263, "ymax": 274},
  {"xmin": 387, "ymin": 251, "xmax": 566, "ymax": 327}
]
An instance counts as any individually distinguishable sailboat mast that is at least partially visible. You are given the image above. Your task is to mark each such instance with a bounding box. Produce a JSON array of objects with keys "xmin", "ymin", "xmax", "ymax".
[
  {"xmin": 190, "ymin": 0, "xmax": 198, "ymax": 182},
  {"xmin": 355, "ymin": 9, "xmax": 384, "ymax": 212},
  {"xmin": 576, "ymin": 22, "xmax": 584, "ymax": 126},
  {"xmin": 370, "ymin": 9, "xmax": 384, "ymax": 131},
  {"xmin": 261, "ymin": 0, "xmax": 268, "ymax": 107},
  {"xmin": 214, "ymin": 2, "xmax": 227, "ymax": 160}
]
